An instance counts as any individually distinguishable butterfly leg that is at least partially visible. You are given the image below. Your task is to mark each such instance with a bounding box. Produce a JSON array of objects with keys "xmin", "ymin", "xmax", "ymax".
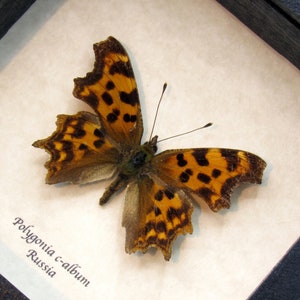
[{"xmin": 100, "ymin": 174, "xmax": 129, "ymax": 205}]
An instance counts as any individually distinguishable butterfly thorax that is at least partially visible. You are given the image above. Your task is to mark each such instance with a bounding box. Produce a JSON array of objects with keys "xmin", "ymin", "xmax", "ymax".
[
  {"xmin": 99, "ymin": 136, "xmax": 158, "ymax": 205},
  {"xmin": 120, "ymin": 135, "xmax": 158, "ymax": 177}
]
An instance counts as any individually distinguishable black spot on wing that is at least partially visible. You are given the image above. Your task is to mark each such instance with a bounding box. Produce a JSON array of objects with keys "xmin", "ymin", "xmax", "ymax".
[
  {"xmin": 179, "ymin": 169, "xmax": 193, "ymax": 183},
  {"xmin": 123, "ymin": 113, "xmax": 137, "ymax": 123},
  {"xmin": 164, "ymin": 190, "xmax": 174, "ymax": 200},
  {"xmin": 109, "ymin": 61, "xmax": 133, "ymax": 78},
  {"xmin": 79, "ymin": 143, "xmax": 88, "ymax": 150},
  {"xmin": 176, "ymin": 153, "xmax": 187, "ymax": 167},
  {"xmin": 94, "ymin": 128, "xmax": 104, "ymax": 138},
  {"xmin": 73, "ymin": 128, "xmax": 86, "ymax": 138},
  {"xmin": 212, "ymin": 168, "xmax": 221, "ymax": 178},
  {"xmin": 179, "ymin": 172, "xmax": 189, "ymax": 183},
  {"xmin": 192, "ymin": 149, "xmax": 209, "ymax": 166},
  {"xmin": 107, "ymin": 113, "xmax": 117, "ymax": 123},
  {"xmin": 102, "ymin": 92, "xmax": 113, "ymax": 105},
  {"xmin": 72, "ymin": 118, "xmax": 87, "ymax": 138},
  {"xmin": 106, "ymin": 80, "xmax": 115, "ymax": 90},
  {"xmin": 154, "ymin": 190, "xmax": 163, "ymax": 201},
  {"xmin": 197, "ymin": 173, "xmax": 211, "ymax": 184},
  {"xmin": 119, "ymin": 89, "xmax": 138, "ymax": 106},
  {"xmin": 154, "ymin": 207, "xmax": 162, "ymax": 216},
  {"xmin": 93, "ymin": 139, "xmax": 105, "ymax": 148},
  {"xmin": 106, "ymin": 109, "xmax": 120, "ymax": 123}
]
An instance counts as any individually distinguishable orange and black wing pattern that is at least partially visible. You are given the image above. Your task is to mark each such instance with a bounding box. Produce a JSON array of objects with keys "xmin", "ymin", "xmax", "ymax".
[
  {"xmin": 33, "ymin": 112, "xmax": 119, "ymax": 184},
  {"xmin": 152, "ymin": 148, "xmax": 266, "ymax": 212},
  {"xmin": 122, "ymin": 176, "xmax": 193, "ymax": 261},
  {"xmin": 73, "ymin": 36, "xmax": 143, "ymax": 147}
]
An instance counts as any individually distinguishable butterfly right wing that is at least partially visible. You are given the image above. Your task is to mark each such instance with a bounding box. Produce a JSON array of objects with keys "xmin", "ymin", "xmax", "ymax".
[
  {"xmin": 152, "ymin": 148, "xmax": 266, "ymax": 212},
  {"xmin": 33, "ymin": 111, "xmax": 120, "ymax": 184},
  {"xmin": 121, "ymin": 147, "xmax": 266, "ymax": 260}
]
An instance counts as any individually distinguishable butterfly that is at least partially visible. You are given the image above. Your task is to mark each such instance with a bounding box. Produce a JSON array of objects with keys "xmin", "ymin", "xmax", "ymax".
[{"xmin": 33, "ymin": 36, "xmax": 267, "ymax": 261}]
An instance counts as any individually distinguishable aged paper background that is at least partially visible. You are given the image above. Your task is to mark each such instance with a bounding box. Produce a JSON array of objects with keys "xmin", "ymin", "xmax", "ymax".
[{"xmin": 1, "ymin": 0, "xmax": 299, "ymax": 299}]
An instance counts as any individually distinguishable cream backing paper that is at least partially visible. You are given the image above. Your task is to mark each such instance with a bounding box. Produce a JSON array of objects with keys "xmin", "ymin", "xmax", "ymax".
[{"xmin": 0, "ymin": 0, "xmax": 299, "ymax": 299}]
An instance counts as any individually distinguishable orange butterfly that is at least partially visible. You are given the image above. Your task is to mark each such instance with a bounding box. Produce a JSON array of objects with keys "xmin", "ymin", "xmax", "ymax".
[{"xmin": 33, "ymin": 37, "xmax": 266, "ymax": 260}]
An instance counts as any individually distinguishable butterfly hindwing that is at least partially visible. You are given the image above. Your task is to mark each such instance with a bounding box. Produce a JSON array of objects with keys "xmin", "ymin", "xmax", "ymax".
[
  {"xmin": 73, "ymin": 36, "xmax": 143, "ymax": 147},
  {"xmin": 152, "ymin": 148, "xmax": 267, "ymax": 212},
  {"xmin": 122, "ymin": 175, "xmax": 193, "ymax": 261},
  {"xmin": 33, "ymin": 111, "xmax": 119, "ymax": 184}
]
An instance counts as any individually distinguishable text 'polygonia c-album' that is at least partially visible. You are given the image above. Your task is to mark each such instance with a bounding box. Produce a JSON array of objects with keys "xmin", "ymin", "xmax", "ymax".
[{"xmin": 33, "ymin": 37, "xmax": 266, "ymax": 261}]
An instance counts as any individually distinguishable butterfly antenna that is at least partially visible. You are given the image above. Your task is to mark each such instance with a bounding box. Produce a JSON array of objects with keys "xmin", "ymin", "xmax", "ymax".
[
  {"xmin": 149, "ymin": 83, "xmax": 168, "ymax": 141},
  {"xmin": 158, "ymin": 122, "xmax": 213, "ymax": 143}
]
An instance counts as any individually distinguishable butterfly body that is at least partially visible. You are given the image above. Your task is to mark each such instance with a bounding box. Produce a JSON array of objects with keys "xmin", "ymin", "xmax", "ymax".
[
  {"xmin": 33, "ymin": 37, "xmax": 266, "ymax": 260},
  {"xmin": 118, "ymin": 136, "xmax": 158, "ymax": 177},
  {"xmin": 100, "ymin": 136, "xmax": 158, "ymax": 205}
]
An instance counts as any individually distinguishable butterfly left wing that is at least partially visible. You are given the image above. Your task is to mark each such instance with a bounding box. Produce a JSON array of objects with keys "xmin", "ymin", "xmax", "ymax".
[
  {"xmin": 33, "ymin": 36, "xmax": 143, "ymax": 190},
  {"xmin": 152, "ymin": 148, "xmax": 267, "ymax": 212},
  {"xmin": 73, "ymin": 36, "xmax": 143, "ymax": 147},
  {"xmin": 122, "ymin": 175, "xmax": 193, "ymax": 261},
  {"xmin": 33, "ymin": 111, "xmax": 120, "ymax": 184}
]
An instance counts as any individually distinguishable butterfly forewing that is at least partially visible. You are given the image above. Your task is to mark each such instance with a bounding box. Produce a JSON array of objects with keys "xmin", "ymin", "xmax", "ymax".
[
  {"xmin": 73, "ymin": 36, "xmax": 143, "ymax": 147},
  {"xmin": 152, "ymin": 148, "xmax": 267, "ymax": 212}
]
